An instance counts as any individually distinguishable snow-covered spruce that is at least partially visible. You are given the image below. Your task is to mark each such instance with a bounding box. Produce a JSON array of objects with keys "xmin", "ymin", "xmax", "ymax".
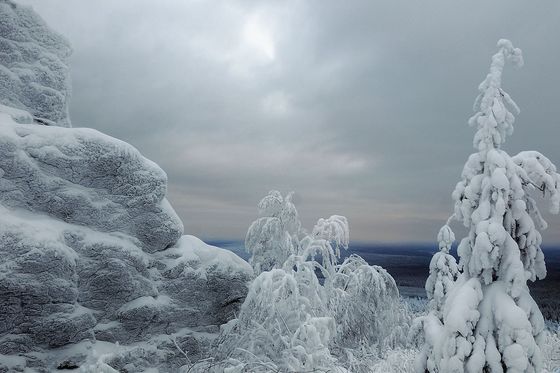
[
  {"xmin": 208, "ymin": 192, "xmax": 407, "ymax": 372},
  {"xmin": 426, "ymin": 224, "xmax": 459, "ymax": 316},
  {"xmin": 422, "ymin": 40, "xmax": 560, "ymax": 373},
  {"xmin": 410, "ymin": 224, "xmax": 459, "ymax": 371}
]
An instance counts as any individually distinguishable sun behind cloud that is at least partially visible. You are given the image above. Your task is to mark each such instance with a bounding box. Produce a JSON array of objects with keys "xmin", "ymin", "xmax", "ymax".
[{"xmin": 242, "ymin": 13, "xmax": 275, "ymax": 61}]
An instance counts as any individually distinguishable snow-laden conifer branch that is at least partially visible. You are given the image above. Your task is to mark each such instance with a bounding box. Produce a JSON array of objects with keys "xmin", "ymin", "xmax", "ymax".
[
  {"xmin": 418, "ymin": 39, "xmax": 560, "ymax": 373},
  {"xmin": 469, "ymin": 39, "xmax": 523, "ymax": 153}
]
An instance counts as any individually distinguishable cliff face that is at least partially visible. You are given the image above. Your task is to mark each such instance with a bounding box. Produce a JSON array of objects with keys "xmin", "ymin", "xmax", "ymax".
[
  {"xmin": 0, "ymin": 0, "xmax": 72, "ymax": 127},
  {"xmin": 0, "ymin": 3, "xmax": 252, "ymax": 372}
]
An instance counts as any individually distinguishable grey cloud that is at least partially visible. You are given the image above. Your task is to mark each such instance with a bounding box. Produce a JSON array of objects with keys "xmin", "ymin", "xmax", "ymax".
[{"xmin": 18, "ymin": 0, "xmax": 560, "ymax": 242}]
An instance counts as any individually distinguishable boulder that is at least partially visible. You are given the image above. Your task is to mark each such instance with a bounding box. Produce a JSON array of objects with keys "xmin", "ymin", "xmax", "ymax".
[
  {"xmin": 0, "ymin": 4, "xmax": 252, "ymax": 370},
  {"xmin": 0, "ymin": 0, "xmax": 72, "ymax": 127},
  {"xmin": 0, "ymin": 109, "xmax": 252, "ymax": 372}
]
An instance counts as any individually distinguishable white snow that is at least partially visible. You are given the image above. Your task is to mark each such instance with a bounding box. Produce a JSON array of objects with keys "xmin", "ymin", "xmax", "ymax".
[
  {"xmin": 212, "ymin": 191, "xmax": 409, "ymax": 372},
  {"xmin": 419, "ymin": 40, "xmax": 560, "ymax": 372},
  {"xmin": 245, "ymin": 191, "xmax": 301, "ymax": 274},
  {"xmin": 117, "ymin": 295, "xmax": 172, "ymax": 315},
  {"xmin": 164, "ymin": 235, "xmax": 253, "ymax": 275}
]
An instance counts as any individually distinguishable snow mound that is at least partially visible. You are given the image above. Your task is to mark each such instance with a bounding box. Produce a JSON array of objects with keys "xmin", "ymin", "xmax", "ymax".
[
  {"xmin": 0, "ymin": 108, "xmax": 252, "ymax": 371},
  {"xmin": 0, "ymin": 0, "xmax": 72, "ymax": 127}
]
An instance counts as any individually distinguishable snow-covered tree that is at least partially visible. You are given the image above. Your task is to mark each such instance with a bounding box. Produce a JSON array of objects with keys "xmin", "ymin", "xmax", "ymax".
[
  {"xmin": 427, "ymin": 39, "xmax": 560, "ymax": 372},
  {"xmin": 411, "ymin": 224, "xmax": 459, "ymax": 372},
  {"xmin": 219, "ymin": 205, "xmax": 346, "ymax": 372},
  {"xmin": 298, "ymin": 214, "xmax": 349, "ymax": 275},
  {"xmin": 245, "ymin": 190, "xmax": 302, "ymax": 274},
  {"xmin": 215, "ymin": 266, "xmax": 335, "ymax": 372},
  {"xmin": 425, "ymin": 224, "xmax": 459, "ymax": 316},
  {"xmin": 215, "ymin": 191, "xmax": 407, "ymax": 372},
  {"xmin": 328, "ymin": 255, "xmax": 406, "ymax": 351},
  {"xmin": 410, "ymin": 311, "xmax": 443, "ymax": 373}
]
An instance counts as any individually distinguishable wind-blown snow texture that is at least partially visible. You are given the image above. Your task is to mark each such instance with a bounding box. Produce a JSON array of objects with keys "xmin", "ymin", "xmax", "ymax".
[
  {"xmin": 0, "ymin": 0, "xmax": 72, "ymax": 127},
  {"xmin": 0, "ymin": 107, "xmax": 252, "ymax": 371}
]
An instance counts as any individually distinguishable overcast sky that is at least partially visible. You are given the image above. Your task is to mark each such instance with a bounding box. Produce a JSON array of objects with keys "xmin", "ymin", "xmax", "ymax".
[{"xmin": 19, "ymin": 0, "xmax": 560, "ymax": 243}]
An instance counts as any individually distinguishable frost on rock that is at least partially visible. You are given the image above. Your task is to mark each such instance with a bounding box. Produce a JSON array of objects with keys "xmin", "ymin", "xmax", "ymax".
[
  {"xmin": 0, "ymin": 109, "xmax": 252, "ymax": 372},
  {"xmin": 0, "ymin": 109, "xmax": 183, "ymax": 252},
  {"xmin": 0, "ymin": 0, "xmax": 72, "ymax": 127},
  {"xmin": 213, "ymin": 192, "xmax": 407, "ymax": 373},
  {"xmin": 422, "ymin": 40, "xmax": 559, "ymax": 372}
]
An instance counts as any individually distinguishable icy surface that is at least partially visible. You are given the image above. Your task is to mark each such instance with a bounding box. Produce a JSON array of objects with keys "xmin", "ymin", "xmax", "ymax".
[{"xmin": 0, "ymin": 0, "xmax": 72, "ymax": 127}]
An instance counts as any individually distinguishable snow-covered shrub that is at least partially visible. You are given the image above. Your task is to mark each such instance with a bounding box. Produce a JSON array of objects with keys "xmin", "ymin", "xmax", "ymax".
[
  {"xmin": 328, "ymin": 255, "xmax": 406, "ymax": 351},
  {"xmin": 245, "ymin": 191, "xmax": 302, "ymax": 275},
  {"xmin": 296, "ymin": 214, "xmax": 349, "ymax": 280},
  {"xmin": 215, "ymin": 191, "xmax": 408, "ymax": 371},
  {"xmin": 218, "ymin": 203, "xmax": 343, "ymax": 371},
  {"xmin": 422, "ymin": 39, "xmax": 560, "ymax": 372},
  {"xmin": 542, "ymin": 323, "xmax": 560, "ymax": 373},
  {"xmin": 214, "ymin": 256, "xmax": 336, "ymax": 372},
  {"xmin": 311, "ymin": 215, "xmax": 350, "ymax": 258},
  {"xmin": 410, "ymin": 224, "xmax": 458, "ymax": 371},
  {"xmin": 369, "ymin": 347, "xmax": 420, "ymax": 373},
  {"xmin": 425, "ymin": 224, "xmax": 459, "ymax": 316},
  {"xmin": 410, "ymin": 311, "xmax": 443, "ymax": 373}
]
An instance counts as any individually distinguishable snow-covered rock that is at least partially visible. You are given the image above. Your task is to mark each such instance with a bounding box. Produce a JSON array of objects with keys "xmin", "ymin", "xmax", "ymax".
[
  {"xmin": 0, "ymin": 0, "xmax": 72, "ymax": 127},
  {"xmin": 0, "ymin": 108, "xmax": 252, "ymax": 371},
  {"xmin": 0, "ymin": 111, "xmax": 183, "ymax": 252}
]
